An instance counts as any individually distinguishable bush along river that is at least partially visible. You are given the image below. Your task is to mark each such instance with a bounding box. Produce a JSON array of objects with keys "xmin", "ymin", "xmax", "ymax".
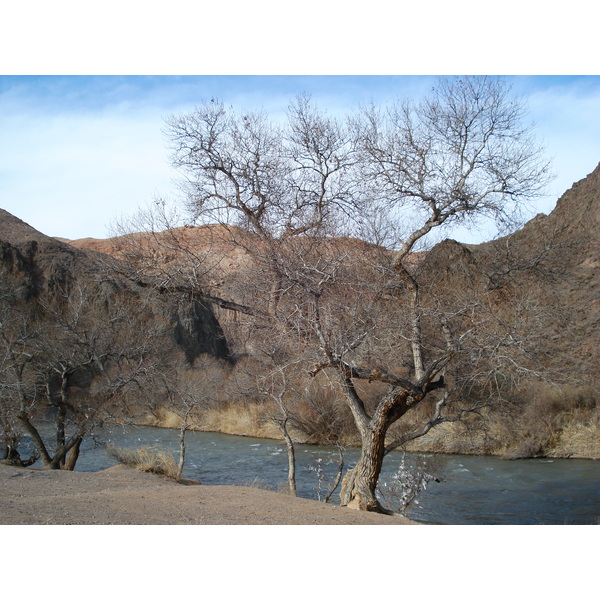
[{"xmin": 16, "ymin": 424, "xmax": 600, "ymax": 525}]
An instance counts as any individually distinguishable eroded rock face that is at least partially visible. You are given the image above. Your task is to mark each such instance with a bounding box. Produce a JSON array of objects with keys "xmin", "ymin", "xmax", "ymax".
[
  {"xmin": 0, "ymin": 209, "xmax": 230, "ymax": 363},
  {"xmin": 171, "ymin": 299, "xmax": 229, "ymax": 362}
]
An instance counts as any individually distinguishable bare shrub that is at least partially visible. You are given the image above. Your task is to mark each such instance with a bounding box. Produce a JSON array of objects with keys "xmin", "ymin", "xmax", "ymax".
[
  {"xmin": 244, "ymin": 476, "xmax": 275, "ymax": 491},
  {"xmin": 222, "ymin": 356, "xmax": 268, "ymax": 406},
  {"xmin": 376, "ymin": 453, "xmax": 442, "ymax": 516},
  {"xmin": 544, "ymin": 385, "xmax": 597, "ymax": 414},
  {"xmin": 496, "ymin": 384, "xmax": 599, "ymax": 459},
  {"xmin": 290, "ymin": 384, "xmax": 356, "ymax": 445},
  {"xmin": 309, "ymin": 444, "xmax": 345, "ymax": 502}
]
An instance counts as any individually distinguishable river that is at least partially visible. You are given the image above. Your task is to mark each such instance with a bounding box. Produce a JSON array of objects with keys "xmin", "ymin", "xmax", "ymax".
[{"xmin": 17, "ymin": 423, "xmax": 600, "ymax": 524}]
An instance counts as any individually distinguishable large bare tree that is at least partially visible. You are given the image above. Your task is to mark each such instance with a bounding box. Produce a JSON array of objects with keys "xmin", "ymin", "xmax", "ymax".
[
  {"xmin": 122, "ymin": 77, "xmax": 551, "ymax": 512},
  {"xmin": 325, "ymin": 76, "xmax": 552, "ymax": 510}
]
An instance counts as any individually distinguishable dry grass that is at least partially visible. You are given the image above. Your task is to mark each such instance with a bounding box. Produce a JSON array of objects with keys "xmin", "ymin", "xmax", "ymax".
[
  {"xmin": 200, "ymin": 402, "xmax": 281, "ymax": 439},
  {"xmin": 501, "ymin": 385, "xmax": 599, "ymax": 459},
  {"xmin": 135, "ymin": 401, "xmax": 281, "ymax": 439},
  {"xmin": 243, "ymin": 476, "xmax": 276, "ymax": 491},
  {"xmin": 105, "ymin": 443, "xmax": 179, "ymax": 479},
  {"xmin": 136, "ymin": 406, "xmax": 184, "ymax": 429},
  {"xmin": 130, "ymin": 382, "xmax": 599, "ymax": 460},
  {"xmin": 548, "ymin": 411, "xmax": 600, "ymax": 459},
  {"xmin": 403, "ymin": 420, "xmax": 493, "ymax": 456},
  {"xmin": 391, "ymin": 384, "xmax": 600, "ymax": 460}
]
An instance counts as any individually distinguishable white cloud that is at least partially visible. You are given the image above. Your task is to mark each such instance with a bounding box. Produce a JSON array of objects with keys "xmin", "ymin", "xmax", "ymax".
[
  {"xmin": 0, "ymin": 102, "xmax": 176, "ymax": 239},
  {"xmin": 1, "ymin": 76, "xmax": 598, "ymax": 243}
]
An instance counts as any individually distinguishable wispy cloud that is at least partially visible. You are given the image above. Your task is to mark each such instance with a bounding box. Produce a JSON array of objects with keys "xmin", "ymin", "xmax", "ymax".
[
  {"xmin": 1, "ymin": 75, "xmax": 598, "ymax": 242},
  {"xmin": 0, "ymin": 86, "xmax": 175, "ymax": 238}
]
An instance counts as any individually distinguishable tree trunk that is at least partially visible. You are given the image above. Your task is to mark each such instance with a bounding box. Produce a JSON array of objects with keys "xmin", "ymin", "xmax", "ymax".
[
  {"xmin": 49, "ymin": 432, "xmax": 84, "ymax": 470},
  {"xmin": 2, "ymin": 435, "xmax": 19, "ymax": 461},
  {"xmin": 279, "ymin": 418, "xmax": 297, "ymax": 496},
  {"xmin": 63, "ymin": 437, "xmax": 82, "ymax": 471},
  {"xmin": 268, "ymin": 273, "xmax": 284, "ymax": 318},
  {"xmin": 177, "ymin": 424, "xmax": 187, "ymax": 480},
  {"xmin": 55, "ymin": 405, "xmax": 67, "ymax": 468},
  {"xmin": 339, "ymin": 424, "xmax": 391, "ymax": 513},
  {"xmin": 323, "ymin": 443, "xmax": 344, "ymax": 503},
  {"xmin": 18, "ymin": 413, "xmax": 52, "ymax": 466},
  {"xmin": 406, "ymin": 275, "xmax": 424, "ymax": 381},
  {"xmin": 0, "ymin": 441, "xmax": 37, "ymax": 466},
  {"xmin": 57, "ymin": 370, "xmax": 70, "ymax": 446}
]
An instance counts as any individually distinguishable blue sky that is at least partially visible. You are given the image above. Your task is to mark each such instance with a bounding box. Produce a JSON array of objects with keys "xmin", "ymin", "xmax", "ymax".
[{"xmin": 1, "ymin": 75, "xmax": 599, "ymax": 242}]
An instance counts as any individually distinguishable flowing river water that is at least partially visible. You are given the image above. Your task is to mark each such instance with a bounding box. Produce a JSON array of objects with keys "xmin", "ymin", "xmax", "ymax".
[{"xmin": 19, "ymin": 423, "xmax": 600, "ymax": 524}]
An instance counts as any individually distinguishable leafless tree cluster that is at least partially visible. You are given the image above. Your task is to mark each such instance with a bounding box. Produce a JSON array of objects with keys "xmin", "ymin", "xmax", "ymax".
[
  {"xmin": 117, "ymin": 76, "xmax": 552, "ymax": 512},
  {"xmin": 0, "ymin": 274, "xmax": 160, "ymax": 470}
]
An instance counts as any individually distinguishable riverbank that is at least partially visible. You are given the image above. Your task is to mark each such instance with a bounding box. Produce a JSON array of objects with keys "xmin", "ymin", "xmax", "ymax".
[
  {"xmin": 0, "ymin": 463, "xmax": 416, "ymax": 525},
  {"xmin": 137, "ymin": 402, "xmax": 600, "ymax": 460}
]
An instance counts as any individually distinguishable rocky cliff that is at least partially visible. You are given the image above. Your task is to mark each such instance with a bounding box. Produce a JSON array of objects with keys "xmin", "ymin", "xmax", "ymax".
[{"xmin": 0, "ymin": 209, "xmax": 230, "ymax": 363}]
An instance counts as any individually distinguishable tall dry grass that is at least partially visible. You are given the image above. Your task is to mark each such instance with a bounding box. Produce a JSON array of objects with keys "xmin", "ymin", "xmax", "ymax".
[
  {"xmin": 105, "ymin": 443, "xmax": 179, "ymax": 479},
  {"xmin": 501, "ymin": 384, "xmax": 599, "ymax": 459},
  {"xmin": 548, "ymin": 407, "xmax": 600, "ymax": 459}
]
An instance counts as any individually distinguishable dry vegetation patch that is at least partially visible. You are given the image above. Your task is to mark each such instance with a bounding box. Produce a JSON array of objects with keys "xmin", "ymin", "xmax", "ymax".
[{"xmin": 105, "ymin": 443, "xmax": 180, "ymax": 479}]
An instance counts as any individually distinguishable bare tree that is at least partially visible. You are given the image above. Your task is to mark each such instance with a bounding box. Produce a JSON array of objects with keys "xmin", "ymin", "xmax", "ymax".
[
  {"xmin": 127, "ymin": 77, "xmax": 551, "ymax": 512},
  {"xmin": 0, "ymin": 281, "xmax": 42, "ymax": 466},
  {"xmin": 326, "ymin": 78, "xmax": 551, "ymax": 510},
  {"xmin": 255, "ymin": 362, "xmax": 301, "ymax": 496},
  {"xmin": 151, "ymin": 356, "xmax": 222, "ymax": 481},
  {"xmin": 0, "ymin": 277, "xmax": 159, "ymax": 471}
]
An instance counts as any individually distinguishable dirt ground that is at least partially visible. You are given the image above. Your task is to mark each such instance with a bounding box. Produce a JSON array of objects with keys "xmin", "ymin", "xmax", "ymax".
[{"xmin": 0, "ymin": 463, "xmax": 416, "ymax": 525}]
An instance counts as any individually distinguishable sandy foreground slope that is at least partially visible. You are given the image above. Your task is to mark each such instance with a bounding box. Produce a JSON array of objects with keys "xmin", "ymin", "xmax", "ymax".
[{"xmin": 0, "ymin": 463, "xmax": 416, "ymax": 525}]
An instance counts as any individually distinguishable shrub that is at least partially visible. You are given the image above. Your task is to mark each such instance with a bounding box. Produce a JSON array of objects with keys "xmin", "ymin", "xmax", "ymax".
[
  {"xmin": 494, "ymin": 384, "xmax": 599, "ymax": 459},
  {"xmin": 377, "ymin": 453, "xmax": 442, "ymax": 515},
  {"xmin": 290, "ymin": 384, "xmax": 356, "ymax": 445},
  {"xmin": 244, "ymin": 476, "xmax": 275, "ymax": 491}
]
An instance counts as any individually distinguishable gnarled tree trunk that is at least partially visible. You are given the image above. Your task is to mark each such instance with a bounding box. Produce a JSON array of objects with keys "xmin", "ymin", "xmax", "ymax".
[
  {"xmin": 339, "ymin": 423, "xmax": 390, "ymax": 513},
  {"xmin": 63, "ymin": 437, "xmax": 82, "ymax": 471}
]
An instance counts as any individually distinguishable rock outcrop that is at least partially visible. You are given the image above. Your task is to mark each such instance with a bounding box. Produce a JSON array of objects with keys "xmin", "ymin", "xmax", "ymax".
[{"xmin": 0, "ymin": 209, "xmax": 230, "ymax": 363}]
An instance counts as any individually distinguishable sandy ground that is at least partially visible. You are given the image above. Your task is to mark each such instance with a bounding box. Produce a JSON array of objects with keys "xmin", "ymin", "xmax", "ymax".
[{"xmin": 0, "ymin": 463, "xmax": 416, "ymax": 525}]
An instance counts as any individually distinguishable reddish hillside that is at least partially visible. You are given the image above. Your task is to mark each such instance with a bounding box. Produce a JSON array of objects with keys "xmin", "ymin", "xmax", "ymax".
[{"xmin": 62, "ymin": 163, "xmax": 599, "ymax": 388}]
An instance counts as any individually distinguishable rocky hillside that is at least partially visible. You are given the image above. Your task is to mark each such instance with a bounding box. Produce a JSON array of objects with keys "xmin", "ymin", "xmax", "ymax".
[
  {"xmin": 480, "ymin": 162, "xmax": 598, "ymax": 381},
  {"xmin": 0, "ymin": 209, "xmax": 230, "ymax": 363},
  {"xmin": 64, "ymin": 163, "xmax": 600, "ymax": 391},
  {"xmin": 418, "ymin": 162, "xmax": 599, "ymax": 389}
]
